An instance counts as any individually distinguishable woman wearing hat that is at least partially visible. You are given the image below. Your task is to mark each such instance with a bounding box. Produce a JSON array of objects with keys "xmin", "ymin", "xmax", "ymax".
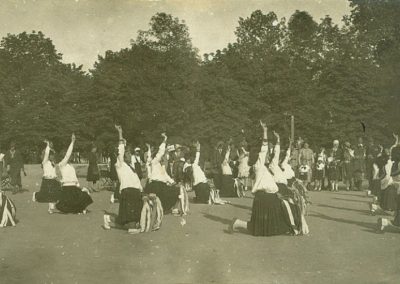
[
  {"xmin": 4, "ymin": 142, "xmax": 26, "ymax": 194},
  {"xmin": 32, "ymin": 140, "xmax": 61, "ymax": 214}
]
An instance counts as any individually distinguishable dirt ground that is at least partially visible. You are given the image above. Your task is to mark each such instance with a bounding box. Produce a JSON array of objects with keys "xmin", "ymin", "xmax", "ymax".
[{"xmin": 1, "ymin": 165, "xmax": 399, "ymax": 284}]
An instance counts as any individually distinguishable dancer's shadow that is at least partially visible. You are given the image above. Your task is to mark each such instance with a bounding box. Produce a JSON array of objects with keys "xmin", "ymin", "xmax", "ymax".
[
  {"xmin": 309, "ymin": 211, "xmax": 377, "ymax": 232},
  {"xmin": 229, "ymin": 203, "xmax": 252, "ymax": 210},
  {"xmin": 332, "ymin": 197, "xmax": 369, "ymax": 204},
  {"xmin": 331, "ymin": 192, "xmax": 367, "ymax": 198},
  {"xmin": 316, "ymin": 203, "xmax": 370, "ymax": 215},
  {"xmin": 202, "ymin": 213, "xmax": 232, "ymax": 225}
]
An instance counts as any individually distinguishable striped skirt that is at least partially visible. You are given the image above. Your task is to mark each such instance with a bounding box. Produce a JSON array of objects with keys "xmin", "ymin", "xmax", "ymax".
[{"xmin": 0, "ymin": 192, "xmax": 16, "ymax": 227}]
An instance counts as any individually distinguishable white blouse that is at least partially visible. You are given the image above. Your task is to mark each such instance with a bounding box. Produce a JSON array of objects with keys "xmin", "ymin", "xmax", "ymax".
[
  {"xmin": 269, "ymin": 144, "xmax": 287, "ymax": 185},
  {"xmin": 221, "ymin": 149, "xmax": 233, "ymax": 175},
  {"xmin": 116, "ymin": 143, "xmax": 142, "ymax": 191},
  {"xmin": 42, "ymin": 145, "xmax": 57, "ymax": 179},
  {"xmin": 58, "ymin": 142, "xmax": 79, "ymax": 187},
  {"xmin": 148, "ymin": 142, "xmax": 174, "ymax": 184},
  {"xmin": 252, "ymin": 144, "xmax": 278, "ymax": 194},
  {"xmin": 281, "ymin": 147, "xmax": 295, "ymax": 180},
  {"xmin": 192, "ymin": 151, "xmax": 207, "ymax": 186}
]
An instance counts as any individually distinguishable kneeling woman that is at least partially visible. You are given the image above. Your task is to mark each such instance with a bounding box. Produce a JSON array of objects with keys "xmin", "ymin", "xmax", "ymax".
[
  {"xmin": 33, "ymin": 140, "xmax": 61, "ymax": 214},
  {"xmin": 145, "ymin": 133, "xmax": 180, "ymax": 213},
  {"xmin": 229, "ymin": 121, "xmax": 298, "ymax": 236},
  {"xmin": 219, "ymin": 143, "xmax": 237, "ymax": 197},
  {"xmin": 191, "ymin": 141, "xmax": 210, "ymax": 203},
  {"xmin": 104, "ymin": 125, "xmax": 147, "ymax": 231},
  {"xmin": 56, "ymin": 134, "xmax": 93, "ymax": 214}
]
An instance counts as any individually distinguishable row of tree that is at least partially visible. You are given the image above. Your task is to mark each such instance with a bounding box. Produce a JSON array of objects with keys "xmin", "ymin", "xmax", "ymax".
[{"xmin": 0, "ymin": 0, "xmax": 399, "ymax": 160}]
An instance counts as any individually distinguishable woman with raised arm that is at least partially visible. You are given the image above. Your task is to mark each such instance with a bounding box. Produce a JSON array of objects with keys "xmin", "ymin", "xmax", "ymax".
[
  {"xmin": 145, "ymin": 133, "xmax": 180, "ymax": 213},
  {"xmin": 191, "ymin": 141, "xmax": 211, "ymax": 203},
  {"xmin": 33, "ymin": 140, "xmax": 61, "ymax": 214},
  {"xmin": 56, "ymin": 134, "xmax": 93, "ymax": 214},
  {"xmin": 104, "ymin": 125, "xmax": 146, "ymax": 232},
  {"xmin": 238, "ymin": 132, "xmax": 252, "ymax": 192},
  {"xmin": 229, "ymin": 121, "xmax": 298, "ymax": 236},
  {"xmin": 219, "ymin": 140, "xmax": 237, "ymax": 197}
]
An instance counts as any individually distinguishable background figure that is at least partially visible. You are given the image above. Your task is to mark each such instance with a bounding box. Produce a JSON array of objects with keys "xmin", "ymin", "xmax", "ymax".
[
  {"xmin": 342, "ymin": 142, "xmax": 354, "ymax": 191},
  {"xmin": 87, "ymin": 144, "xmax": 100, "ymax": 192},
  {"xmin": 353, "ymin": 137, "xmax": 366, "ymax": 191},
  {"xmin": 212, "ymin": 141, "xmax": 224, "ymax": 190},
  {"xmin": 4, "ymin": 142, "xmax": 26, "ymax": 194},
  {"xmin": 299, "ymin": 142, "xmax": 314, "ymax": 189}
]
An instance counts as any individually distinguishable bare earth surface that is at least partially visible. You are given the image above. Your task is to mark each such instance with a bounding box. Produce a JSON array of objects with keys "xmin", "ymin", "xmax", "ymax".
[{"xmin": 1, "ymin": 165, "xmax": 399, "ymax": 284}]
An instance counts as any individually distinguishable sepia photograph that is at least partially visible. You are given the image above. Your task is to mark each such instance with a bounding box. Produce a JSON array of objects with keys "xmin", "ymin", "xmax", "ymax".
[{"xmin": 0, "ymin": 0, "xmax": 399, "ymax": 283}]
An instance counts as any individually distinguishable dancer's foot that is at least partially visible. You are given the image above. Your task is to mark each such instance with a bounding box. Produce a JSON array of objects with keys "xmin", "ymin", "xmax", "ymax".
[
  {"xmin": 228, "ymin": 218, "xmax": 238, "ymax": 234},
  {"xmin": 377, "ymin": 217, "xmax": 388, "ymax": 233},
  {"xmin": 103, "ymin": 215, "xmax": 111, "ymax": 230}
]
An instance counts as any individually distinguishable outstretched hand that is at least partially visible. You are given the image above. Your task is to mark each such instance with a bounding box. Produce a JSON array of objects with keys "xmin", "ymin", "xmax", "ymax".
[
  {"xmin": 195, "ymin": 141, "xmax": 201, "ymax": 151},
  {"xmin": 71, "ymin": 133, "xmax": 76, "ymax": 142},
  {"xmin": 273, "ymin": 131, "xmax": 280, "ymax": 138},
  {"xmin": 393, "ymin": 133, "xmax": 399, "ymax": 141},
  {"xmin": 161, "ymin": 133, "xmax": 167, "ymax": 140},
  {"xmin": 259, "ymin": 120, "xmax": 267, "ymax": 129},
  {"xmin": 145, "ymin": 143, "xmax": 151, "ymax": 149},
  {"xmin": 114, "ymin": 124, "xmax": 122, "ymax": 132}
]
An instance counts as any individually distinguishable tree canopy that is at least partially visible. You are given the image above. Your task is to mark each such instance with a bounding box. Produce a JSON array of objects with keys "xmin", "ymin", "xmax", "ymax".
[{"xmin": 1, "ymin": 3, "xmax": 399, "ymax": 161}]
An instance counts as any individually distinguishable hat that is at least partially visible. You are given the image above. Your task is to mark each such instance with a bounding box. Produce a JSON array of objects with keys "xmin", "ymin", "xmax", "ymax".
[
  {"xmin": 134, "ymin": 147, "xmax": 141, "ymax": 152},
  {"xmin": 333, "ymin": 140, "xmax": 339, "ymax": 145},
  {"xmin": 344, "ymin": 142, "xmax": 351, "ymax": 147},
  {"xmin": 167, "ymin": 145, "xmax": 175, "ymax": 152}
]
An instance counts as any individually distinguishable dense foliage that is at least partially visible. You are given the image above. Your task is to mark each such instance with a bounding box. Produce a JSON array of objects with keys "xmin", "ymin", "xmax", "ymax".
[{"xmin": 1, "ymin": 3, "xmax": 400, "ymax": 161}]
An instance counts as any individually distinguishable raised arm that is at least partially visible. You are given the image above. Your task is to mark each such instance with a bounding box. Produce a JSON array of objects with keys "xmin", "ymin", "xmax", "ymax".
[
  {"xmin": 145, "ymin": 143, "xmax": 152, "ymax": 165},
  {"xmin": 282, "ymin": 139, "xmax": 292, "ymax": 165},
  {"xmin": 271, "ymin": 131, "xmax": 281, "ymax": 166},
  {"xmin": 389, "ymin": 133, "xmax": 399, "ymax": 158},
  {"xmin": 59, "ymin": 134, "xmax": 75, "ymax": 166},
  {"xmin": 194, "ymin": 141, "xmax": 201, "ymax": 165},
  {"xmin": 153, "ymin": 133, "xmax": 167, "ymax": 163},
  {"xmin": 115, "ymin": 125, "xmax": 125, "ymax": 165},
  {"xmin": 257, "ymin": 120, "xmax": 269, "ymax": 165},
  {"xmin": 42, "ymin": 140, "xmax": 50, "ymax": 164}
]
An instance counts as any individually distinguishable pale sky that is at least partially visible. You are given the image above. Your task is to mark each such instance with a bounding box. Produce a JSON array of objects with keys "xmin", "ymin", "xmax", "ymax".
[{"xmin": 0, "ymin": 0, "xmax": 351, "ymax": 70}]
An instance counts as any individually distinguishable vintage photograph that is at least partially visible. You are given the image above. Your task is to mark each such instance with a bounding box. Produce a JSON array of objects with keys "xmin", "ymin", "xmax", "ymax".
[{"xmin": 0, "ymin": 0, "xmax": 399, "ymax": 283}]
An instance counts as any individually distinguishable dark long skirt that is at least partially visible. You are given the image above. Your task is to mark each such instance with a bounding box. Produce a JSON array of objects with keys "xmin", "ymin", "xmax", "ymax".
[
  {"xmin": 116, "ymin": 187, "xmax": 143, "ymax": 226},
  {"xmin": 9, "ymin": 169, "xmax": 21, "ymax": 187},
  {"xmin": 392, "ymin": 194, "xmax": 400, "ymax": 227},
  {"xmin": 193, "ymin": 182, "xmax": 210, "ymax": 204},
  {"xmin": 35, "ymin": 178, "xmax": 61, "ymax": 203},
  {"xmin": 380, "ymin": 184, "xmax": 398, "ymax": 211},
  {"xmin": 219, "ymin": 175, "xmax": 237, "ymax": 197},
  {"xmin": 86, "ymin": 165, "xmax": 99, "ymax": 182},
  {"xmin": 145, "ymin": 181, "xmax": 179, "ymax": 212},
  {"xmin": 370, "ymin": 179, "xmax": 381, "ymax": 197},
  {"xmin": 247, "ymin": 191, "xmax": 292, "ymax": 236},
  {"xmin": 56, "ymin": 186, "xmax": 93, "ymax": 214}
]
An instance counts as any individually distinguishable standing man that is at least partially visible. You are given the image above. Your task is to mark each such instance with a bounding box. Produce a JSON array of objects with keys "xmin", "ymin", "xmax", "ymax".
[
  {"xmin": 4, "ymin": 142, "xmax": 26, "ymax": 194},
  {"xmin": 299, "ymin": 141, "xmax": 314, "ymax": 189}
]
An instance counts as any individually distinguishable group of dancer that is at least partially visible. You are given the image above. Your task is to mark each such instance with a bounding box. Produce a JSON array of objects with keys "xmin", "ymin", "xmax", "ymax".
[{"xmin": 2, "ymin": 120, "xmax": 400, "ymax": 235}]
